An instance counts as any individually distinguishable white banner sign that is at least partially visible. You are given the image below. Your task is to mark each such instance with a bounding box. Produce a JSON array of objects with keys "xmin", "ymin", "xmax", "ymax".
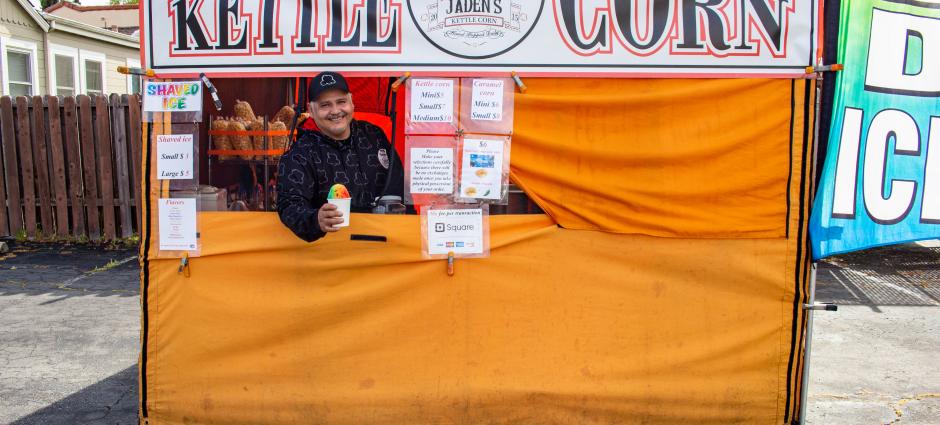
[{"xmin": 142, "ymin": 0, "xmax": 820, "ymax": 77}]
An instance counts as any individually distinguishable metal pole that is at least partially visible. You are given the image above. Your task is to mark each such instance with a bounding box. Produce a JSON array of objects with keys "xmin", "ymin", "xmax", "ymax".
[
  {"xmin": 799, "ymin": 263, "xmax": 818, "ymax": 425},
  {"xmin": 799, "ymin": 67, "xmax": 839, "ymax": 425},
  {"xmin": 799, "ymin": 64, "xmax": 825, "ymax": 425}
]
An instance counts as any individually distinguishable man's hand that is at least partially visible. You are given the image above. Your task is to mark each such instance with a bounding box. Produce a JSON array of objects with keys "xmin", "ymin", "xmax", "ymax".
[{"xmin": 318, "ymin": 203, "xmax": 345, "ymax": 233}]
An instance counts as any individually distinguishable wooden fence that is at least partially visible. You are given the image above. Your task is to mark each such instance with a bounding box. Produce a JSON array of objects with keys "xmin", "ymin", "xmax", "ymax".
[{"xmin": 0, "ymin": 94, "xmax": 142, "ymax": 241}]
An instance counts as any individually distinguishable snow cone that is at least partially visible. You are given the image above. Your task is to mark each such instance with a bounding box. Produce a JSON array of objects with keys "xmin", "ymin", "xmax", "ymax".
[{"xmin": 326, "ymin": 184, "xmax": 351, "ymax": 228}]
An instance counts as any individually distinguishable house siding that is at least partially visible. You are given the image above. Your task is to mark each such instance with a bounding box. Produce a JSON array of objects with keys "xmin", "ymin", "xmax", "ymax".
[
  {"xmin": 48, "ymin": 31, "xmax": 139, "ymax": 95},
  {"xmin": 0, "ymin": 0, "xmax": 47, "ymax": 94}
]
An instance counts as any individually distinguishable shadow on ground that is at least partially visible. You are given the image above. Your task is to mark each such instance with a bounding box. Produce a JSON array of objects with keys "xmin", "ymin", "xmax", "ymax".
[
  {"xmin": 9, "ymin": 366, "xmax": 138, "ymax": 425},
  {"xmin": 818, "ymin": 244, "xmax": 940, "ymax": 311},
  {"xmin": 0, "ymin": 241, "xmax": 138, "ymax": 299}
]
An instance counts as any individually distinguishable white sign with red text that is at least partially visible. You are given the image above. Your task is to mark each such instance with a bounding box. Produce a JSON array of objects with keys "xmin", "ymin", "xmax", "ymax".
[
  {"xmin": 158, "ymin": 198, "xmax": 198, "ymax": 251},
  {"xmin": 142, "ymin": 0, "xmax": 820, "ymax": 77},
  {"xmin": 156, "ymin": 134, "xmax": 194, "ymax": 180}
]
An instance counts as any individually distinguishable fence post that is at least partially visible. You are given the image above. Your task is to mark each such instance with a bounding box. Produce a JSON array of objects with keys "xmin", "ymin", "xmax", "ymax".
[
  {"xmin": 63, "ymin": 96, "xmax": 86, "ymax": 239},
  {"xmin": 127, "ymin": 94, "xmax": 143, "ymax": 234},
  {"xmin": 78, "ymin": 95, "xmax": 101, "ymax": 241},
  {"xmin": 110, "ymin": 94, "xmax": 133, "ymax": 238},
  {"xmin": 1, "ymin": 97, "xmax": 23, "ymax": 236},
  {"xmin": 95, "ymin": 95, "xmax": 116, "ymax": 240},
  {"xmin": 47, "ymin": 96, "xmax": 70, "ymax": 238},
  {"xmin": 31, "ymin": 96, "xmax": 54, "ymax": 238}
]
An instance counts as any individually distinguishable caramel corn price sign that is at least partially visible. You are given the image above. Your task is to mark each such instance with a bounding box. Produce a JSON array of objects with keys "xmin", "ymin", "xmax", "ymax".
[
  {"xmin": 143, "ymin": 80, "xmax": 203, "ymax": 112},
  {"xmin": 470, "ymin": 80, "xmax": 504, "ymax": 121}
]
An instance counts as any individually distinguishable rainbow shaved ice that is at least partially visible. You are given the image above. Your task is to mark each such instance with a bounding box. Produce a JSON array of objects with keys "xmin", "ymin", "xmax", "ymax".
[{"xmin": 328, "ymin": 184, "xmax": 351, "ymax": 199}]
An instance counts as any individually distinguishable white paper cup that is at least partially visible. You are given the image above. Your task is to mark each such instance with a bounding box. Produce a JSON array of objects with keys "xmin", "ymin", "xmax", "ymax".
[{"xmin": 327, "ymin": 198, "xmax": 351, "ymax": 228}]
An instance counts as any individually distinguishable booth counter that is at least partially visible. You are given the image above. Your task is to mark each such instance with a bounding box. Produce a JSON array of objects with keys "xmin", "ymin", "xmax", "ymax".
[{"xmin": 139, "ymin": 78, "xmax": 817, "ymax": 424}]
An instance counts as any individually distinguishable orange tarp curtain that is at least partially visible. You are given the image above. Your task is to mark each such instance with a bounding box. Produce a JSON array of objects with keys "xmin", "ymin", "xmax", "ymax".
[
  {"xmin": 140, "ymin": 79, "xmax": 815, "ymax": 424},
  {"xmin": 512, "ymin": 79, "xmax": 793, "ymax": 238}
]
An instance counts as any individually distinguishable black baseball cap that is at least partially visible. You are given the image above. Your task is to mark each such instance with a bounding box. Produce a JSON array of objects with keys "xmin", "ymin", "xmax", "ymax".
[{"xmin": 308, "ymin": 71, "xmax": 350, "ymax": 102}]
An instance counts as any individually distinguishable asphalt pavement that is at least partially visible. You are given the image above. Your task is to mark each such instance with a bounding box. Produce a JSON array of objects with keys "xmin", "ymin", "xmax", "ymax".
[
  {"xmin": 0, "ymin": 240, "xmax": 936, "ymax": 424},
  {"xmin": 0, "ymin": 242, "xmax": 139, "ymax": 425}
]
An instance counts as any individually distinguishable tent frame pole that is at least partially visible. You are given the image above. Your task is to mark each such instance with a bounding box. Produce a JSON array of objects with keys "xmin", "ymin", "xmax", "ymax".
[
  {"xmin": 799, "ymin": 263, "xmax": 819, "ymax": 425},
  {"xmin": 798, "ymin": 70, "xmax": 823, "ymax": 425},
  {"xmin": 799, "ymin": 72, "xmax": 838, "ymax": 425}
]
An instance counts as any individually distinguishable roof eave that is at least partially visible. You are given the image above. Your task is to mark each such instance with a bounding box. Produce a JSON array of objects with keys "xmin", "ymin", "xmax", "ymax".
[
  {"xmin": 16, "ymin": 0, "xmax": 50, "ymax": 31},
  {"xmin": 42, "ymin": 14, "xmax": 140, "ymax": 49}
]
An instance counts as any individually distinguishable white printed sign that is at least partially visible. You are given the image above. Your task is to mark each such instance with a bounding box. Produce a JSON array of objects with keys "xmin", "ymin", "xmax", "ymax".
[
  {"xmin": 410, "ymin": 79, "xmax": 454, "ymax": 123},
  {"xmin": 470, "ymin": 80, "xmax": 504, "ymax": 121},
  {"xmin": 158, "ymin": 198, "xmax": 198, "ymax": 251},
  {"xmin": 426, "ymin": 208, "xmax": 484, "ymax": 256},
  {"xmin": 143, "ymin": 80, "xmax": 203, "ymax": 112},
  {"xmin": 143, "ymin": 1, "xmax": 819, "ymax": 77},
  {"xmin": 459, "ymin": 139, "xmax": 504, "ymax": 200},
  {"xmin": 156, "ymin": 134, "xmax": 194, "ymax": 180},
  {"xmin": 410, "ymin": 147, "xmax": 454, "ymax": 194}
]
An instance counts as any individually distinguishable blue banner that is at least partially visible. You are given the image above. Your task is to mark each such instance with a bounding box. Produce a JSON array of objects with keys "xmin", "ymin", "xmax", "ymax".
[{"xmin": 809, "ymin": 0, "xmax": 940, "ymax": 260}]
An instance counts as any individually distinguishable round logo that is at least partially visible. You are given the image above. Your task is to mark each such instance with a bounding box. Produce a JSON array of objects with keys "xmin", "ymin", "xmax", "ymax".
[{"xmin": 407, "ymin": 0, "xmax": 545, "ymax": 59}]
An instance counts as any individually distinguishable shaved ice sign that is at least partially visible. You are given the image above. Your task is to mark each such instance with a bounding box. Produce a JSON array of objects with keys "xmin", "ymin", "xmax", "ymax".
[{"xmin": 144, "ymin": 81, "xmax": 202, "ymax": 112}]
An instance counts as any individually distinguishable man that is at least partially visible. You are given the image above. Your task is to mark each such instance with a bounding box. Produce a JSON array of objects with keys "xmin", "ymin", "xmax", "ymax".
[{"xmin": 277, "ymin": 72, "xmax": 403, "ymax": 242}]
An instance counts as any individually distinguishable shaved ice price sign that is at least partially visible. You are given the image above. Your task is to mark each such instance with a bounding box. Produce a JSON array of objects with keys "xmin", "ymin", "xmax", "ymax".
[{"xmin": 144, "ymin": 81, "xmax": 203, "ymax": 112}]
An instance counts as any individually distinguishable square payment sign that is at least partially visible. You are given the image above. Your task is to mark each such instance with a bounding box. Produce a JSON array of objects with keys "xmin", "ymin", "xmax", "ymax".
[{"xmin": 425, "ymin": 208, "xmax": 484, "ymax": 256}]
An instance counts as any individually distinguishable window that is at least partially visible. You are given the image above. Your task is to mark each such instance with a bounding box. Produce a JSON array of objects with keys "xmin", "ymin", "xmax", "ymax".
[
  {"xmin": 50, "ymin": 44, "xmax": 79, "ymax": 96},
  {"xmin": 55, "ymin": 55, "xmax": 75, "ymax": 96},
  {"xmin": 7, "ymin": 51, "xmax": 31, "ymax": 96},
  {"xmin": 126, "ymin": 58, "xmax": 142, "ymax": 95},
  {"xmin": 79, "ymin": 51, "xmax": 106, "ymax": 96},
  {"xmin": 84, "ymin": 59, "xmax": 103, "ymax": 95},
  {"xmin": 0, "ymin": 38, "xmax": 39, "ymax": 97}
]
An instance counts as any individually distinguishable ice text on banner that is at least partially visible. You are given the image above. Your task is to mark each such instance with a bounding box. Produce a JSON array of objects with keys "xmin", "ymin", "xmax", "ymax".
[{"xmin": 809, "ymin": 0, "xmax": 940, "ymax": 259}]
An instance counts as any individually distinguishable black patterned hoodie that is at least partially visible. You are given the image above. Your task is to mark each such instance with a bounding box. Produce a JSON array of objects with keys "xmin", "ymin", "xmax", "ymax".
[{"xmin": 276, "ymin": 119, "xmax": 403, "ymax": 242}]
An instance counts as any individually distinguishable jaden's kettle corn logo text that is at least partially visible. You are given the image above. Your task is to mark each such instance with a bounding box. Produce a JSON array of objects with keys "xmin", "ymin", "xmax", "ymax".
[{"xmin": 407, "ymin": 0, "xmax": 544, "ymax": 58}]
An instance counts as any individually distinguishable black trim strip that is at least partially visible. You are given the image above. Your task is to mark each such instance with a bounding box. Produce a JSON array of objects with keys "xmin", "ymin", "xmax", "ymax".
[
  {"xmin": 786, "ymin": 80, "xmax": 795, "ymax": 238},
  {"xmin": 784, "ymin": 79, "xmax": 811, "ymax": 423},
  {"xmin": 140, "ymin": 121, "xmax": 152, "ymax": 419},
  {"xmin": 793, "ymin": 80, "xmax": 815, "ymax": 423}
]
